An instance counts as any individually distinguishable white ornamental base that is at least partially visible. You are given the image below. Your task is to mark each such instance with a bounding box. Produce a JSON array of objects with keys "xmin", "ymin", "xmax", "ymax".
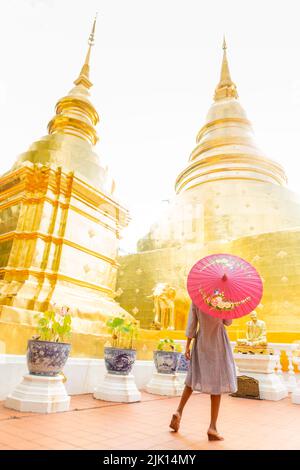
[
  {"xmin": 5, "ymin": 374, "xmax": 70, "ymax": 413},
  {"xmin": 291, "ymin": 387, "xmax": 300, "ymax": 404},
  {"xmin": 146, "ymin": 372, "xmax": 183, "ymax": 396},
  {"xmin": 234, "ymin": 353, "xmax": 288, "ymax": 401},
  {"xmin": 93, "ymin": 373, "xmax": 141, "ymax": 403},
  {"xmin": 178, "ymin": 372, "xmax": 187, "ymax": 386},
  {"xmin": 291, "ymin": 357, "xmax": 300, "ymax": 404}
]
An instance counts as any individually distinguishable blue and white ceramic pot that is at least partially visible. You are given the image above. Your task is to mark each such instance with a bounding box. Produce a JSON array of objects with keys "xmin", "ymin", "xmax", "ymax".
[
  {"xmin": 27, "ymin": 340, "xmax": 71, "ymax": 376},
  {"xmin": 104, "ymin": 347, "xmax": 136, "ymax": 375},
  {"xmin": 154, "ymin": 350, "xmax": 181, "ymax": 374},
  {"xmin": 178, "ymin": 353, "xmax": 190, "ymax": 373}
]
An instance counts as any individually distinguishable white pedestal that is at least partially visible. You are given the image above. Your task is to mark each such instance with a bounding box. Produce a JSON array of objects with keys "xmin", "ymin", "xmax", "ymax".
[
  {"xmin": 94, "ymin": 373, "xmax": 141, "ymax": 403},
  {"xmin": 291, "ymin": 387, "xmax": 300, "ymax": 404},
  {"xmin": 146, "ymin": 372, "xmax": 183, "ymax": 396},
  {"xmin": 291, "ymin": 357, "xmax": 300, "ymax": 404},
  {"xmin": 234, "ymin": 353, "xmax": 288, "ymax": 401},
  {"xmin": 0, "ymin": 355, "xmax": 155, "ymax": 400},
  {"xmin": 178, "ymin": 372, "xmax": 187, "ymax": 386},
  {"xmin": 5, "ymin": 374, "xmax": 70, "ymax": 413}
]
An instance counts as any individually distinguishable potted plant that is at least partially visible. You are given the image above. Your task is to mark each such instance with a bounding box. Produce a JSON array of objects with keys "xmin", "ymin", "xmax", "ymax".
[
  {"xmin": 154, "ymin": 339, "xmax": 182, "ymax": 374},
  {"xmin": 27, "ymin": 305, "xmax": 72, "ymax": 376},
  {"xmin": 177, "ymin": 351, "xmax": 190, "ymax": 373},
  {"xmin": 104, "ymin": 315, "xmax": 139, "ymax": 376}
]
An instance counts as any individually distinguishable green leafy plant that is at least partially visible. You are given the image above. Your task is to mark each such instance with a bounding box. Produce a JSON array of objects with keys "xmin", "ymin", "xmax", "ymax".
[
  {"xmin": 106, "ymin": 314, "xmax": 139, "ymax": 349},
  {"xmin": 34, "ymin": 306, "xmax": 72, "ymax": 343},
  {"xmin": 156, "ymin": 338, "xmax": 182, "ymax": 352}
]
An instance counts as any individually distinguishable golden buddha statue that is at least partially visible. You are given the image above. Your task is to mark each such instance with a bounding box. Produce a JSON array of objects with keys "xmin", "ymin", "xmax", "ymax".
[
  {"xmin": 150, "ymin": 283, "xmax": 176, "ymax": 330},
  {"xmin": 235, "ymin": 311, "xmax": 273, "ymax": 354}
]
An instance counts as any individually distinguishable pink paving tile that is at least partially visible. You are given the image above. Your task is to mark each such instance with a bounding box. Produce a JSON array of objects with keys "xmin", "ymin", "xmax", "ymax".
[{"xmin": 0, "ymin": 392, "xmax": 299, "ymax": 450}]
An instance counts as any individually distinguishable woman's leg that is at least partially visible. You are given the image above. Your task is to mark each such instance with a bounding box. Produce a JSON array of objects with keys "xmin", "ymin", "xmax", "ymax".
[
  {"xmin": 207, "ymin": 394, "xmax": 224, "ymax": 440},
  {"xmin": 169, "ymin": 385, "xmax": 193, "ymax": 431},
  {"xmin": 177, "ymin": 385, "xmax": 193, "ymax": 416}
]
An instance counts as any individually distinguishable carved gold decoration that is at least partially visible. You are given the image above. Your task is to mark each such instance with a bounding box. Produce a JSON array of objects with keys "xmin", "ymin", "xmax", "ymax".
[{"xmin": 234, "ymin": 344, "xmax": 273, "ymax": 355}]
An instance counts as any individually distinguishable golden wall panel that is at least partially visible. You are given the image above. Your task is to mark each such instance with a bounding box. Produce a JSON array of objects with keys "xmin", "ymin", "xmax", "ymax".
[
  {"xmin": 118, "ymin": 229, "xmax": 300, "ymax": 343},
  {"xmin": 138, "ymin": 180, "xmax": 300, "ymax": 251},
  {"xmin": 58, "ymin": 244, "xmax": 117, "ymax": 289},
  {"xmin": 63, "ymin": 207, "xmax": 118, "ymax": 260}
]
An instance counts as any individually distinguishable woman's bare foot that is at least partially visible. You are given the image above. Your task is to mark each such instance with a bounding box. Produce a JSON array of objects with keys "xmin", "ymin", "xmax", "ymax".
[
  {"xmin": 169, "ymin": 411, "xmax": 181, "ymax": 432},
  {"xmin": 207, "ymin": 428, "xmax": 224, "ymax": 441}
]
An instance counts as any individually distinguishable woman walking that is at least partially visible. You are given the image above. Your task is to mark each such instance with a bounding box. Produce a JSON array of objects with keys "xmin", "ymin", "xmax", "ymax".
[{"xmin": 169, "ymin": 302, "xmax": 237, "ymax": 441}]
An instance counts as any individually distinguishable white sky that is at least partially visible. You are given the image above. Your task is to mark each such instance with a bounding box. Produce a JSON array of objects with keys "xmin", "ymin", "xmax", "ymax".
[{"xmin": 1, "ymin": 0, "xmax": 300, "ymax": 253}]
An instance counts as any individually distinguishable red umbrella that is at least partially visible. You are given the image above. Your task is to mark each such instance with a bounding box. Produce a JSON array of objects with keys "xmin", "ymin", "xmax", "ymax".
[{"xmin": 187, "ymin": 253, "xmax": 263, "ymax": 320}]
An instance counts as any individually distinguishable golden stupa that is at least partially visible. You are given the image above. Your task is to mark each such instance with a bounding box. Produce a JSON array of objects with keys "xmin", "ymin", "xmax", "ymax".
[
  {"xmin": 117, "ymin": 39, "xmax": 300, "ymax": 345},
  {"xmin": 0, "ymin": 18, "xmax": 132, "ymax": 357}
]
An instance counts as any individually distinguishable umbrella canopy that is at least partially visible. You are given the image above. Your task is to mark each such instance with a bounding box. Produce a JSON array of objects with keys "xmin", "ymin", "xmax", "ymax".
[{"xmin": 187, "ymin": 253, "xmax": 263, "ymax": 319}]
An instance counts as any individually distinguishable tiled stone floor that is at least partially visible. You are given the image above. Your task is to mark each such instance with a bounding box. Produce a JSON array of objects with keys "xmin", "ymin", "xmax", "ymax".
[{"xmin": 0, "ymin": 392, "xmax": 299, "ymax": 450}]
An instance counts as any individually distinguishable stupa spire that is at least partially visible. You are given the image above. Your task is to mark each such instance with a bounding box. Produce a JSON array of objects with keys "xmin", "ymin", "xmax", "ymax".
[
  {"xmin": 175, "ymin": 38, "xmax": 287, "ymax": 194},
  {"xmin": 74, "ymin": 13, "xmax": 98, "ymax": 89},
  {"xmin": 47, "ymin": 15, "xmax": 100, "ymax": 145},
  {"xmin": 214, "ymin": 36, "xmax": 238, "ymax": 101}
]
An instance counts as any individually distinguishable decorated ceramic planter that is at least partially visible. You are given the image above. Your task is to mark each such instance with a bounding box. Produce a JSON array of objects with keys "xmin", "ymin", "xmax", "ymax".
[
  {"xmin": 27, "ymin": 340, "xmax": 71, "ymax": 377},
  {"xmin": 104, "ymin": 347, "xmax": 136, "ymax": 375},
  {"xmin": 154, "ymin": 350, "xmax": 181, "ymax": 374},
  {"xmin": 178, "ymin": 353, "xmax": 190, "ymax": 373}
]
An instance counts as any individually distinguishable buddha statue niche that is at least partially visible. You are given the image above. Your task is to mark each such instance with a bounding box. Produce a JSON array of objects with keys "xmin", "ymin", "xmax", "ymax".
[
  {"xmin": 149, "ymin": 283, "xmax": 176, "ymax": 330},
  {"xmin": 235, "ymin": 311, "xmax": 273, "ymax": 354}
]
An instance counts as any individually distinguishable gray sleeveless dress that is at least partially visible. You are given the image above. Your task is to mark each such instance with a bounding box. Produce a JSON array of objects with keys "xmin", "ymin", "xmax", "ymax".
[{"xmin": 185, "ymin": 302, "xmax": 237, "ymax": 395}]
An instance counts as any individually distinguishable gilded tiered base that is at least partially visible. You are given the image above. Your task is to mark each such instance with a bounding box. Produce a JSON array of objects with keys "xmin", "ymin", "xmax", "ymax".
[
  {"xmin": 233, "ymin": 344, "xmax": 274, "ymax": 355},
  {"xmin": 0, "ymin": 163, "xmax": 132, "ymax": 357}
]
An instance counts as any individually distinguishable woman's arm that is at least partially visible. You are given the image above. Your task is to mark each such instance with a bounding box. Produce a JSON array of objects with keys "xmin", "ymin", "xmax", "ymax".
[
  {"xmin": 185, "ymin": 303, "xmax": 199, "ymax": 359},
  {"xmin": 185, "ymin": 337, "xmax": 193, "ymax": 360}
]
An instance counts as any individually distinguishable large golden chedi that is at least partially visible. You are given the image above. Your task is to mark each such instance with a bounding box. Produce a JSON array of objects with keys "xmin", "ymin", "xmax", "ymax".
[
  {"xmin": 0, "ymin": 19, "xmax": 131, "ymax": 357},
  {"xmin": 117, "ymin": 40, "xmax": 300, "ymax": 344}
]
